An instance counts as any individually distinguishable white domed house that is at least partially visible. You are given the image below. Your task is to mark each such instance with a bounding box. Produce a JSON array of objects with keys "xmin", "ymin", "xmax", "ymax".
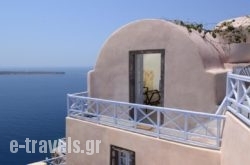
[
  {"xmin": 65, "ymin": 16, "xmax": 250, "ymax": 165},
  {"xmin": 88, "ymin": 19, "xmax": 227, "ymax": 113}
]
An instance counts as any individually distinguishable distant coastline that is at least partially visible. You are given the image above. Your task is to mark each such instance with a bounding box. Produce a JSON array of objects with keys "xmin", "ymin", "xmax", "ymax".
[{"xmin": 0, "ymin": 71, "xmax": 65, "ymax": 75}]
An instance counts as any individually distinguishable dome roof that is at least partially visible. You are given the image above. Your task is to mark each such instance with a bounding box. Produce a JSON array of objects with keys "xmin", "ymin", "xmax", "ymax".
[{"xmin": 95, "ymin": 19, "xmax": 224, "ymax": 70}]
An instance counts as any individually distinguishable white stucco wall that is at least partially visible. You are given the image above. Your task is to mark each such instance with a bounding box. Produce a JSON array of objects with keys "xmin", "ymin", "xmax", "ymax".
[
  {"xmin": 66, "ymin": 117, "xmax": 221, "ymax": 165},
  {"xmin": 221, "ymin": 112, "xmax": 250, "ymax": 165},
  {"xmin": 88, "ymin": 19, "xmax": 226, "ymax": 113}
]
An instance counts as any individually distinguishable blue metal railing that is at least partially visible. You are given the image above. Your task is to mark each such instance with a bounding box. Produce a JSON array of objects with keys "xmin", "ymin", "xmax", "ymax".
[
  {"xmin": 224, "ymin": 72, "xmax": 250, "ymax": 125},
  {"xmin": 28, "ymin": 155, "xmax": 66, "ymax": 165},
  {"xmin": 67, "ymin": 92, "xmax": 225, "ymax": 149}
]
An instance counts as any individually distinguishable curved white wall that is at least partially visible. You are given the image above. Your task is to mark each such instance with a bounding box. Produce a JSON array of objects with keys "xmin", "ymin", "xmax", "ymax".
[{"xmin": 88, "ymin": 19, "xmax": 226, "ymax": 113}]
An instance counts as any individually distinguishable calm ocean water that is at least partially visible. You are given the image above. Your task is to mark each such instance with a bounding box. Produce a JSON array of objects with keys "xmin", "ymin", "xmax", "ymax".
[{"xmin": 0, "ymin": 67, "xmax": 90, "ymax": 165}]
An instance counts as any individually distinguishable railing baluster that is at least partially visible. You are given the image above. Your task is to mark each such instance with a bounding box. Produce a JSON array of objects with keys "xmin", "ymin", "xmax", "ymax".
[
  {"xmin": 114, "ymin": 103, "xmax": 117, "ymax": 124},
  {"xmin": 237, "ymin": 80, "xmax": 242, "ymax": 113},
  {"xmin": 134, "ymin": 107, "xmax": 138, "ymax": 128},
  {"xmin": 157, "ymin": 109, "xmax": 160, "ymax": 138},
  {"xmin": 216, "ymin": 118, "xmax": 221, "ymax": 148},
  {"xmin": 184, "ymin": 113, "xmax": 188, "ymax": 140},
  {"xmin": 96, "ymin": 102, "xmax": 100, "ymax": 123}
]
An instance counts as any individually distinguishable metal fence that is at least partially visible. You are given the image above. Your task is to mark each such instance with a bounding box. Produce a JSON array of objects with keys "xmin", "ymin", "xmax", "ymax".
[
  {"xmin": 67, "ymin": 92, "xmax": 225, "ymax": 149},
  {"xmin": 225, "ymin": 73, "xmax": 250, "ymax": 125},
  {"xmin": 32, "ymin": 155, "xmax": 66, "ymax": 165}
]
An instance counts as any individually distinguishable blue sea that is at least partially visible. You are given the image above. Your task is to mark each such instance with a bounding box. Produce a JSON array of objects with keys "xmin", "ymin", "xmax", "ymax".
[{"xmin": 0, "ymin": 67, "xmax": 90, "ymax": 165}]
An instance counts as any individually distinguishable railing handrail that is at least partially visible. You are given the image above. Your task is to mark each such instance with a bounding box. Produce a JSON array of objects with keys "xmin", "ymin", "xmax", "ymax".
[
  {"xmin": 67, "ymin": 93, "xmax": 225, "ymax": 119},
  {"xmin": 228, "ymin": 72, "xmax": 250, "ymax": 82}
]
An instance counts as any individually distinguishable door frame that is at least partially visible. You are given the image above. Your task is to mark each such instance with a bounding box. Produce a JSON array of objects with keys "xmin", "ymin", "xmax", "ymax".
[{"xmin": 129, "ymin": 49, "xmax": 165, "ymax": 106}]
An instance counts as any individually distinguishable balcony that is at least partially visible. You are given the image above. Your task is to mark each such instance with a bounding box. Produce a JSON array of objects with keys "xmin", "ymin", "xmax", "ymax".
[
  {"xmin": 67, "ymin": 93, "xmax": 225, "ymax": 149},
  {"xmin": 67, "ymin": 72, "xmax": 250, "ymax": 150}
]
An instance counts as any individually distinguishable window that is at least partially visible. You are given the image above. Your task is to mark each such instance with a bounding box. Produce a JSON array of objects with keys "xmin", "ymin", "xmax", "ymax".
[{"xmin": 110, "ymin": 145, "xmax": 135, "ymax": 165}]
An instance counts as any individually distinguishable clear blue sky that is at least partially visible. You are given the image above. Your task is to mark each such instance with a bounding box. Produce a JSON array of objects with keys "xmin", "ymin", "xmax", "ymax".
[{"xmin": 0, "ymin": 0, "xmax": 249, "ymax": 67}]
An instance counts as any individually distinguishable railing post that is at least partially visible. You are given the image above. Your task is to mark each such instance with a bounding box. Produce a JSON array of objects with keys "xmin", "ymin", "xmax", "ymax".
[
  {"xmin": 157, "ymin": 109, "xmax": 160, "ymax": 138},
  {"xmin": 114, "ymin": 103, "xmax": 117, "ymax": 124},
  {"xmin": 184, "ymin": 113, "xmax": 188, "ymax": 140},
  {"xmin": 96, "ymin": 102, "xmax": 100, "ymax": 123},
  {"xmin": 237, "ymin": 80, "xmax": 244, "ymax": 114},
  {"xmin": 80, "ymin": 98, "xmax": 84, "ymax": 118},
  {"xmin": 226, "ymin": 74, "xmax": 231, "ymax": 107},
  {"xmin": 134, "ymin": 107, "xmax": 138, "ymax": 128},
  {"xmin": 216, "ymin": 118, "xmax": 222, "ymax": 148}
]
